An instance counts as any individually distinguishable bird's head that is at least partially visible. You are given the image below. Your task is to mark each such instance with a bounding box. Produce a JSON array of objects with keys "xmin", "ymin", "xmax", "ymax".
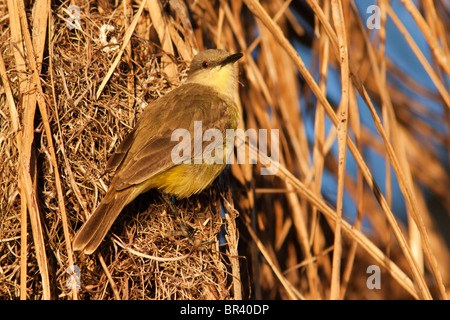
[{"xmin": 186, "ymin": 49, "xmax": 243, "ymax": 98}]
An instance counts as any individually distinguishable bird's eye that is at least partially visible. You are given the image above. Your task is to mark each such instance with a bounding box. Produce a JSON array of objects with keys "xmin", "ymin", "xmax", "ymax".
[{"xmin": 202, "ymin": 61, "xmax": 209, "ymax": 68}]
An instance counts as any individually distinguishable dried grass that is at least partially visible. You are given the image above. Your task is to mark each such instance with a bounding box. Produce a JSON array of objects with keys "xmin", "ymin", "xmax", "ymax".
[{"xmin": 0, "ymin": 0, "xmax": 449, "ymax": 299}]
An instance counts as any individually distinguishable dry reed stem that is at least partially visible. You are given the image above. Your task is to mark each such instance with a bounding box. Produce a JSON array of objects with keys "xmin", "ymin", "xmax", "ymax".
[
  {"xmin": 15, "ymin": 0, "xmax": 51, "ymax": 299},
  {"xmin": 98, "ymin": 253, "xmax": 121, "ymax": 300},
  {"xmin": 5, "ymin": 0, "xmax": 29, "ymax": 300},
  {"xmin": 329, "ymin": 0, "xmax": 349, "ymax": 300},
  {"xmin": 315, "ymin": 0, "xmax": 447, "ymax": 298},
  {"xmin": 238, "ymin": 205, "xmax": 305, "ymax": 300},
  {"xmin": 400, "ymin": 0, "xmax": 450, "ymax": 77},
  {"xmin": 349, "ymin": 1, "xmax": 447, "ymax": 298},
  {"xmin": 423, "ymin": 0, "xmax": 449, "ymax": 59},
  {"xmin": 386, "ymin": 4, "xmax": 450, "ymax": 109},
  {"xmin": 249, "ymin": 3, "xmax": 320, "ymax": 296},
  {"xmin": 348, "ymin": 1, "xmax": 433, "ymax": 298},
  {"xmin": 146, "ymin": 0, "xmax": 178, "ymax": 82},
  {"xmin": 253, "ymin": 7, "xmax": 319, "ymax": 297},
  {"xmin": 0, "ymin": 39, "xmax": 26, "ymax": 300},
  {"xmin": 310, "ymin": 0, "xmax": 330, "ymax": 299},
  {"xmin": 244, "ymin": 0, "xmax": 425, "ymax": 298},
  {"xmin": 241, "ymin": 0, "xmax": 447, "ymax": 299},
  {"xmin": 96, "ymin": 0, "xmax": 146, "ymax": 99},
  {"xmin": 239, "ymin": 135, "xmax": 419, "ymax": 299},
  {"xmin": 223, "ymin": 196, "xmax": 242, "ymax": 300}
]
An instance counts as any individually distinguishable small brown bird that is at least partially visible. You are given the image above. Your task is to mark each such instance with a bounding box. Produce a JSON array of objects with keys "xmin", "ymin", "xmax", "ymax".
[{"xmin": 73, "ymin": 49, "xmax": 243, "ymax": 254}]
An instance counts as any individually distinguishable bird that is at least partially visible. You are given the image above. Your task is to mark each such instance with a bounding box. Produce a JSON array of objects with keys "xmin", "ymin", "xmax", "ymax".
[{"xmin": 73, "ymin": 49, "xmax": 243, "ymax": 254}]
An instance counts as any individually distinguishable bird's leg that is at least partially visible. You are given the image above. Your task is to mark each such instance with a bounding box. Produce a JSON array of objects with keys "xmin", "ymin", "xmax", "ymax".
[
  {"xmin": 161, "ymin": 194, "xmax": 206, "ymax": 250},
  {"xmin": 161, "ymin": 193, "xmax": 179, "ymax": 216},
  {"xmin": 160, "ymin": 194, "xmax": 193, "ymax": 239}
]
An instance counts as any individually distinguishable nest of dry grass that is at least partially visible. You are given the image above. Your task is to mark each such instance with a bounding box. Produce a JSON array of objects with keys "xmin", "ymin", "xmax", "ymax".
[
  {"xmin": 1, "ymin": 0, "xmax": 239, "ymax": 300},
  {"xmin": 1, "ymin": 0, "xmax": 449, "ymax": 300}
]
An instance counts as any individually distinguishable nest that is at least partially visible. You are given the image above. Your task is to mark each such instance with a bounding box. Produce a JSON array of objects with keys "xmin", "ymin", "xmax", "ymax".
[
  {"xmin": 74, "ymin": 189, "xmax": 235, "ymax": 300},
  {"xmin": 1, "ymin": 0, "xmax": 449, "ymax": 300},
  {"xmin": 1, "ymin": 0, "xmax": 240, "ymax": 300}
]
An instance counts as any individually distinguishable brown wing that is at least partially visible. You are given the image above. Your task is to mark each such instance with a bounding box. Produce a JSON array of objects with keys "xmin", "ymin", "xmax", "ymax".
[
  {"xmin": 105, "ymin": 127, "xmax": 137, "ymax": 173},
  {"xmin": 108, "ymin": 83, "xmax": 236, "ymax": 191}
]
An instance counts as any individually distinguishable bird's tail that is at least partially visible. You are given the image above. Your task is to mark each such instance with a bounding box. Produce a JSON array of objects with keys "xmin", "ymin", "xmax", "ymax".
[{"xmin": 73, "ymin": 186, "xmax": 134, "ymax": 254}]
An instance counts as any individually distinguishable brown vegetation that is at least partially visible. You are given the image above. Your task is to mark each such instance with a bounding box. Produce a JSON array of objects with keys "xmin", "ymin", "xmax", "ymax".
[{"xmin": 0, "ymin": 0, "xmax": 449, "ymax": 299}]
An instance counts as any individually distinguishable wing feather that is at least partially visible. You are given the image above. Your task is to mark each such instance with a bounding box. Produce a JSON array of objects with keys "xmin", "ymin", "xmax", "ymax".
[{"xmin": 109, "ymin": 83, "xmax": 235, "ymax": 191}]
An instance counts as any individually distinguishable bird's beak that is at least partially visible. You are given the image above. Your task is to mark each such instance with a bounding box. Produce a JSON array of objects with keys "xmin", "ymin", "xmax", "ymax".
[{"xmin": 220, "ymin": 53, "xmax": 243, "ymax": 67}]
